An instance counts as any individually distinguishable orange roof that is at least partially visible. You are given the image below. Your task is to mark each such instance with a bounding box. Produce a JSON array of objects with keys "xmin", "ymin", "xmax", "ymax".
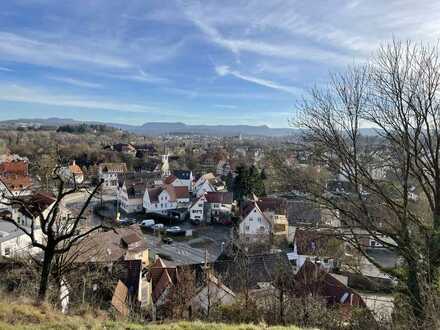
[
  {"xmin": 0, "ymin": 174, "xmax": 32, "ymax": 192},
  {"xmin": 0, "ymin": 160, "xmax": 28, "ymax": 176},
  {"xmin": 69, "ymin": 163, "xmax": 83, "ymax": 175}
]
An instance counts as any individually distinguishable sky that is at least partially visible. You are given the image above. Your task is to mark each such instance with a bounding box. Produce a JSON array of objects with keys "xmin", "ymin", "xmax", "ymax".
[{"xmin": 0, "ymin": 0, "xmax": 439, "ymax": 127}]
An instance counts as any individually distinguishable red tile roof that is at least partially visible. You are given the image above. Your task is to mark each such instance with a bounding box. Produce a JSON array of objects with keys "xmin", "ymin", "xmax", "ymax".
[
  {"xmin": 294, "ymin": 261, "xmax": 367, "ymax": 320},
  {"xmin": 0, "ymin": 160, "xmax": 28, "ymax": 176}
]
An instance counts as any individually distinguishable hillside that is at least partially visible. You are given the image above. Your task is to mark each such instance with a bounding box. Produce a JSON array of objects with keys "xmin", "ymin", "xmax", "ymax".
[{"xmin": 0, "ymin": 299, "xmax": 302, "ymax": 330}]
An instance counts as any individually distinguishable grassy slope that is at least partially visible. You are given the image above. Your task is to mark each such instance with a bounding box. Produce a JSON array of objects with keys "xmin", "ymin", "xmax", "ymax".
[{"xmin": 0, "ymin": 300, "xmax": 301, "ymax": 330}]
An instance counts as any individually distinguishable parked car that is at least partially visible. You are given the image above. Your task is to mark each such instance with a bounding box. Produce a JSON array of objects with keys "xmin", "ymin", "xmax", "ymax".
[
  {"xmin": 152, "ymin": 223, "xmax": 164, "ymax": 230},
  {"xmin": 162, "ymin": 237, "xmax": 174, "ymax": 244},
  {"xmin": 166, "ymin": 226, "xmax": 182, "ymax": 233},
  {"xmin": 141, "ymin": 219, "xmax": 155, "ymax": 228},
  {"xmin": 119, "ymin": 218, "xmax": 136, "ymax": 226}
]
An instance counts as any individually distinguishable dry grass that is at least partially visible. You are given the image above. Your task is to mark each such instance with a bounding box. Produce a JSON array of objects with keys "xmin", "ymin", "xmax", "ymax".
[{"xmin": 0, "ymin": 298, "xmax": 303, "ymax": 330}]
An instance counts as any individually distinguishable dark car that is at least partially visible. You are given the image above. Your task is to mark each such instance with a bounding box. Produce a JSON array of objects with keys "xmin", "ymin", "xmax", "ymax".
[
  {"xmin": 119, "ymin": 218, "xmax": 136, "ymax": 226},
  {"xmin": 162, "ymin": 237, "xmax": 174, "ymax": 244}
]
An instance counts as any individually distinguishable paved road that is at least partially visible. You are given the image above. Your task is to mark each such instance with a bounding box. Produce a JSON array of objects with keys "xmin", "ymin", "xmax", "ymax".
[{"xmin": 143, "ymin": 234, "xmax": 218, "ymax": 265}]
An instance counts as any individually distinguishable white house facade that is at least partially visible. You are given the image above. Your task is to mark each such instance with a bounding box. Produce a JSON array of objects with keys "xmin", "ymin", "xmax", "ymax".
[{"xmin": 238, "ymin": 203, "xmax": 271, "ymax": 242}]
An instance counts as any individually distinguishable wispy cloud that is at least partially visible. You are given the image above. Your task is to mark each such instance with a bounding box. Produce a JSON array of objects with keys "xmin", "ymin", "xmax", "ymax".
[
  {"xmin": 0, "ymin": 66, "xmax": 12, "ymax": 72},
  {"xmin": 47, "ymin": 76, "xmax": 102, "ymax": 89},
  {"xmin": 215, "ymin": 65, "xmax": 300, "ymax": 95},
  {"xmin": 103, "ymin": 69, "xmax": 169, "ymax": 84},
  {"xmin": 213, "ymin": 104, "xmax": 237, "ymax": 109},
  {"xmin": 0, "ymin": 32, "xmax": 131, "ymax": 69},
  {"xmin": 0, "ymin": 83, "xmax": 158, "ymax": 113}
]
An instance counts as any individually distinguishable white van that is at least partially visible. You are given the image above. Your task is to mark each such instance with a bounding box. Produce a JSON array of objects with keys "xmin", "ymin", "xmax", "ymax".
[{"xmin": 141, "ymin": 219, "xmax": 155, "ymax": 228}]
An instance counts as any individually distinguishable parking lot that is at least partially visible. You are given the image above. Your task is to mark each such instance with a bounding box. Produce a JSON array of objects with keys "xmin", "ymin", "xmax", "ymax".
[{"xmin": 141, "ymin": 223, "xmax": 232, "ymax": 265}]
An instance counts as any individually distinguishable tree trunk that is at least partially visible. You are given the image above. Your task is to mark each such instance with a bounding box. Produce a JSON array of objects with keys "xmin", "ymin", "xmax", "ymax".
[
  {"xmin": 407, "ymin": 260, "xmax": 423, "ymax": 320},
  {"xmin": 38, "ymin": 248, "xmax": 55, "ymax": 302}
]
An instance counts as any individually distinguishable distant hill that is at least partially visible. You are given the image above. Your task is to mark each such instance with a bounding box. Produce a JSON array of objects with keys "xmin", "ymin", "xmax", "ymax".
[
  {"xmin": 0, "ymin": 118, "xmax": 297, "ymax": 137},
  {"xmin": 0, "ymin": 117, "xmax": 378, "ymax": 137}
]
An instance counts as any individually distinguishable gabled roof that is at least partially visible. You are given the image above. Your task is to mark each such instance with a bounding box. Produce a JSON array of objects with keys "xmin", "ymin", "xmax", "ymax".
[
  {"xmin": 149, "ymin": 257, "xmax": 179, "ymax": 303},
  {"xmin": 212, "ymin": 252, "xmax": 292, "ymax": 291},
  {"xmin": 0, "ymin": 160, "xmax": 28, "ymax": 176},
  {"xmin": 68, "ymin": 162, "xmax": 83, "ymax": 175},
  {"xmin": 163, "ymin": 175, "xmax": 177, "ymax": 185},
  {"xmin": 256, "ymin": 197, "xmax": 287, "ymax": 215},
  {"xmin": 165, "ymin": 185, "xmax": 189, "ymax": 201},
  {"xmin": 294, "ymin": 260, "xmax": 366, "ymax": 312},
  {"xmin": 206, "ymin": 191, "xmax": 233, "ymax": 204},
  {"xmin": 189, "ymin": 194, "xmax": 206, "ymax": 209},
  {"xmin": 147, "ymin": 187, "xmax": 163, "ymax": 203}
]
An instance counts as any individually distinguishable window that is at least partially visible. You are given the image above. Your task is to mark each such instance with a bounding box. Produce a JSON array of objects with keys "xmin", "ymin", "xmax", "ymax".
[
  {"xmin": 258, "ymin": 217, "xmax": 262, "ymax": 223},
  {"xmin": 4, "ymin": 248, "xmax": 11, "ymax": 256},
  {"xmin": 245, "ymin": 225, "xmax": 250, "ymax": 231}
]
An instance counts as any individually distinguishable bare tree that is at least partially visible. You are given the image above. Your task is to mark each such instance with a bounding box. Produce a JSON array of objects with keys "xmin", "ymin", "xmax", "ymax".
[
  {"xmin": 290, "ymin": 40, "xmax": 440, "ymax": 325},
  {"xmin": 0, "ymin": 170, "xmax": 106, "ymax": 303}
]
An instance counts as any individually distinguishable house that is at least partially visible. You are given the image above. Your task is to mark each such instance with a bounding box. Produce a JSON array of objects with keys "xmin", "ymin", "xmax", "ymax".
[
  {"xmin": 213, "ymin": 250, "xmax": 292, "ymax": 292},
  {"xmin": 143, "ymin": 185, "xmax": 190, "ymax": 214},
  {"xmin": 60, "ymin": 160, "xmax": 84, "ymax": 184},
  {"xmin": 288, "ymin": 228, "xmax": 343, "ymax": 272},
  {"xmin": 255, "ymin": 197, "xmax": 289, "ymax": 240},
  {"xmin": 104, "ymin": 143, "xmax": 137, "ymax": 156},
  {"xmin": 190, "ymin": 272, "xmax": 235, "ymax": 314},
  {"xmin": 189, "ymin": 194, "xmax": 207, "ymax": 222},
  {"xmin": 0, "ymin": 219, "xmax": 43, "ymax": 257},
  {"xmin": 294, "ymin": 260, "xmax": 367, "ymax": 321},
  {"xmin": 148, "ymin": 257, "xmax": 179, "ymax": 307},
  {"xmin": 98, "ymin": 163, "xmax": 128, "ymax": 191},
  {"xmin": 205, "ymin": 191, "xmax": 234, "ymax": 223},
  {"xmin": 238, "ymin": 201, "xmax": 272, "ymax": 243},
  {"xmin": 72, "ymin": 225, "xmax": 150, "ymax": 266},
  {"xmin": 172, "ymin": 170, "xmax": 193, "ymax": 191},
  {"xmin": 216, "ymin": 159, "xmax": 233, "ymax": 177},
  {"xmin": 0, "ymin": 160, "xmax": 32, "ymax": 196},
  {"xmin": 193, "ymin": 173, "xmax": 226, "ymax": 197},
  {"xmin": 118, "ymin": 180, "xmax": 147, "ymax": 214},
  {"xmin": 0, "ymin": 192, "xmax": 61, "ymax": 257},
  {"xmin": 163, "ymin": 170, "xmax": 193, "ymax": 192}
]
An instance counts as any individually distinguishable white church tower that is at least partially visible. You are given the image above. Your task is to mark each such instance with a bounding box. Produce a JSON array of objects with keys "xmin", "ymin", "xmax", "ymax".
[{"xmin": 161, "ymin": 154, "xmax": 171, "ymax": 177}]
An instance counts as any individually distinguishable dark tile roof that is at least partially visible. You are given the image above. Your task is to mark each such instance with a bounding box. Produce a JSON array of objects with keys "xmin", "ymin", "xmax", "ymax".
[
  {"xmin": 173, "ymin": 170, "xmax": 192, "ymax": 180},
  {"xmin": 287, "ymin": 200, "xmax": 321, "ymax": 225},
  {"xmin": 212, "ymin": 252, "xmax": 292, "ymax": 291},
  {"xmin": 206, "ymin": 191, "xmax": 233, "ymax": 204}
]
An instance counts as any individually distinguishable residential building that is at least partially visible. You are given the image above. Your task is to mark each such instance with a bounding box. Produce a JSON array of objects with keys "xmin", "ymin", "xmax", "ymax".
[
  {"xmin": 189, "ymin": 194, "xmax": 207, "ymax": 222},
  {"xmin": 255, "ymin": 197, "xmax": 289, "ymax": 240},
  {"xmin": 118, "ymin": 180, "xmax": 147, "ymax": 214},
  {"xmin": 60, "ymin": 160, "xmax": 84, "ymax": 184},
  {"xmin": 143, "ymin": 185, "xmax": 190, "ymax": 214},
  {"xmin": 288, "ymin": 228, "xmax": 342, "ymax": 272},
  {"xmin": 238, "ymin": 201, "xmax": 272, "ymax": 242},
  {"xmin": 0, "ymin": 219, "xmax": 43, "ymax": 257},
  {"xmin": 205, "ymin": 191, "xmax": 234, "ymax": 223},
  {"xmin": 294, "ymin": 260, "xmax": 367, "ymax": 321},
  {"xmin": 98, "ymin": 163, "xmax": 128, "ymax": 191}
]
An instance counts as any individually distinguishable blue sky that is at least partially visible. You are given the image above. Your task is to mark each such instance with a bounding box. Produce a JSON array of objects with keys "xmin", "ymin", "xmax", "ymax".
[{"xmin": 0, "ymin": 0, "xmax": 439, "ymax": 127}]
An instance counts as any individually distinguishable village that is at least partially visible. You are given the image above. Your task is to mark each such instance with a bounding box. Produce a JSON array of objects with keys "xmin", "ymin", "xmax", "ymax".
[{"xmin": 0, "ymin": 126, "xmax": 397, "ymax": 325}]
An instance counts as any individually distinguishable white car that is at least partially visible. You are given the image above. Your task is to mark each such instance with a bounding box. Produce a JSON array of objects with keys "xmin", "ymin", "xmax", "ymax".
[
  {"xmin": 166, "ymin": 226, "xmax": 182, "ymax": 233},
  {"xmin": 152, "ymin": 223, "xmax": 164, "ymax": 230},
  {"xmin": 140, "ymin": 219, "xmax": 155, "ymax": 228}
]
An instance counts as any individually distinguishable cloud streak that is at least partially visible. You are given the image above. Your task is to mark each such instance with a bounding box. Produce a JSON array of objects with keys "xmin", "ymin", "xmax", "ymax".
[
  {"xmin": 47, "ymin": 76, "xmax": 103, "ymax": 89},
  {"xmin": 215, "ymin": 65, "xmax": 300, "ymax": 95},
  {"xmin": 0, "ymin": 83, "xmax": 158, "ymax": 113}
]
